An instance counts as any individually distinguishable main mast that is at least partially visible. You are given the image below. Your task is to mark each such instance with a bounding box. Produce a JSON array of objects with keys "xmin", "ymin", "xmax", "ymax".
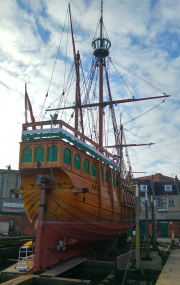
[
  {"xmin": 99, "ymin": 0, "xmax": 103, "ymax": 147},
  {"xmin": 92, "ymin": 0, "xmax": 111, "ymax": 147}
]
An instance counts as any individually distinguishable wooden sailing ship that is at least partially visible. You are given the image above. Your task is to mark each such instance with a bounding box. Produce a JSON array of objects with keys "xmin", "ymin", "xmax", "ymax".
[{"xmin": 14, "ymin": 1, "xmax": 169, "ymax": 272}]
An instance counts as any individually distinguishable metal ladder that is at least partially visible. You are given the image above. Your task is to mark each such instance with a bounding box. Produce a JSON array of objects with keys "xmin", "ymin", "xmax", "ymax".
[{"xmin": 16, "ymin": 245, "xmax": 34, "ymax": 270}]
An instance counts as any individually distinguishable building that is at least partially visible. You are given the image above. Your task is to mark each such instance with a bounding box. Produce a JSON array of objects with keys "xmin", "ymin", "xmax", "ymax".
[
  {"xmin": 135, "ymin": 173, "xmax": 180, "ymax": 238},
  {"xmin": 0, "ymin": 166, "xmax": 36, "ymax": 236},
  {"xmin": 0, "ymin": 165, "xmax": 21, "ymax": 199}
]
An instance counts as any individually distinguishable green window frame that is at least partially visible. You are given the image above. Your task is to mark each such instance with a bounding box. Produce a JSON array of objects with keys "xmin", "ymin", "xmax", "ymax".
[
  {"xmin": 74, "ymin": 153, "xmax": 80, "ymax": 170},
  {"xmin": 91, "ymin": 163, "xmax": 97, "ymax": 178},
  {"xmin": 112, "ymin": 173, "xmax": 114, "ymax": 186},
  {"xmin": 63, "ymin": 148, "xmax": 71, "ymax": 165},
  {"xmin": 115, "ymin": 175, "xmax": 118, "ymax": 187},
  {"xmin": 23, "ymin": 147, "xmax": 32, "ymax": 163},
  {"xmin": 48, "ymin": 145, "xmax": 58, "ymax": 161},
  {"xmin": 105, "ymin": 170, "xmax": 109, "ymax": 183},
  {"xmin": 83, "ymin": 158, "xmax": 89, "ymax": 174},
  {"xmin": 35, "ymin": 146, "xmax": 44, "ymax": 162},
  {"xmin": 100, "ymin": 166, "xmax": 103, "ymax": 181}
]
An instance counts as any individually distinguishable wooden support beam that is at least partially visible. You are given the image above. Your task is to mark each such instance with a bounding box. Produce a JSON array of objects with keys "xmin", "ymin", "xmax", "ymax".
[
  {"xmin": 33, "ymin": 182, "xmax": 47, "ymax": 272},
  {"xmin": 109, "ymin": 168, "xmax": 115, "ymax": 220},
  {"xmin": 104, "ymin": 143, "xmax": 155, "ymax": 148},
  {"xmin": 40, "ymin": 257, "xmax": 87, "ymax": 278},
  {"xmin": 97, "ymin": 161, "xmax": 103, "ymax": 219},
  {"xmin": 46, "ymin": 94, "xmax": 170, "ymax": 111},
  {"xmin": 116, "ymin": 249, "xmax": 135, "ymax": 269},
  {"xmin": 139, "ymin": 219, "xmax": 166, "ymax": 263}
]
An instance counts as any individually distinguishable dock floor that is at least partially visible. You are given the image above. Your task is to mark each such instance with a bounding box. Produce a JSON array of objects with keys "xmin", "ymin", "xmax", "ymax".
[{"xmin": 156, "ymin": 248, "xmax": 180, "ymax": 285}]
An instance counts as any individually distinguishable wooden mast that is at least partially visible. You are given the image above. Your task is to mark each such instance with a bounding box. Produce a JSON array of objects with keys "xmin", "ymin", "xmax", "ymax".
[
  {"xmin": 69, "ymin": 4, "xmax": 84, "ymax": 137},
  {"xmin": 99, "ymin": 0, "xmax": 103, "ymax": 147},
  {"xmin": 25, "ymin": 83, "xmax": 27, "ymax": 123}
]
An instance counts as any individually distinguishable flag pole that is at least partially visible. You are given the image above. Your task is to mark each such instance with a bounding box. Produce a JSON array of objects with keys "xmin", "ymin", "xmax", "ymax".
[{"xmin": 25, "ymin": 83, "xmax": 27, "ymax": 123}]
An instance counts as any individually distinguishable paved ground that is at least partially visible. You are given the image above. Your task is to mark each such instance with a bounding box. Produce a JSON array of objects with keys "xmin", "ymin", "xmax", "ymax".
[
  {"xmin": 157, "ymin": 238, "xmax": 179, "ymax": 243},
  {"xmin": 156, "ymin": 248, "xmax": 180, "ymax": 285},
  {"xmin": 131, "ymin": 245, "xmax": 166, "ymax": 270}
]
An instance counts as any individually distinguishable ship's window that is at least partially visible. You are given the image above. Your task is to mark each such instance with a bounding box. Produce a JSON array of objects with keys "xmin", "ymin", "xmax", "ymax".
[
  {"xmin": 74, "ymin": 153, "xmax": 80, "ymax": 170},
  {"xmin": 83, "ymin": 158, "xmax": 89, "ymax": 174},
  {"xmin": 112, "ymin": 173, "xmax": 114, "ymax": 186},
  {"xmin": 63, "ymin": 148, "xmax": 71, "ymax": 165},
  {"xmin": 48, "ymin": 145, "xmax": 58, "ymax": 161},
  {"xmin": 23, "ymin": 147, "xmax": 32, "ymax": 163},
  {"xmin": 115, "ymin": 175, "xmax": 118, "ymax": 187},
  {"xmin": 35, "ymin": 146, "xmax": 44, "ymax": 162},
  {"xmin": 105, "ymin": 170, "xmax": 109, "ymax": 183},
  {"xmin": 100, "ymin": 166, "xmax": 103, "ymax": 181},
  {"xmin": 91, "ymin": 163, "xmax": 97, "ymax": 178}
]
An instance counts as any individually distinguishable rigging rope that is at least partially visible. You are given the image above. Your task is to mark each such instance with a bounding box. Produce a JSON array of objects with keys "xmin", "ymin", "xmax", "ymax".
[
  {"xmin": 109, "ymin": 57, "xmax": 166, "ymax": 95},
  {"xmin": 110, "ymin": 59, "xmax": 135, "ymax": 99},
  {"xmin": 38, "ymin": 8, "xmax": 69, "ymax": 121},
  {"xmin": 103, "ymin": 22, "xmax": 109, "ymax": 39},
  {"xmin": 93, "ymin": 10, "xmax": 101, "ymax": 39},
  {"xmin": 74, "ymin": 35, "xmax": 92, "ymax": 54},
  {"xmin": 123, "ymin": 98, "xmax": 167, "ymax": 125},
  {"xmin": 63, "ymin": 12, "xmax": 70, "ymax": 93},
  {"xmin": 124, "ymin": 128, "xmax": 152, "ymax": 144},
  {"xmin": 87, "ymin": 95, "xmax": 167, "ymax": 139}
]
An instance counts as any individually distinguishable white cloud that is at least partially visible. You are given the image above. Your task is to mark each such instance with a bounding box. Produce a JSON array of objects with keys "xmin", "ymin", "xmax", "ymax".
[{"xmin": 0, "ymin": 0, "xmax": 179, "ymax": 180}]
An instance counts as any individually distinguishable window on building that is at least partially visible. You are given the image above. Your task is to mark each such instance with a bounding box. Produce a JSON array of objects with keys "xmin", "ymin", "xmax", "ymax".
[
  {"xmin": 157, "ymin": 198, "xmax": 161, "ymax": 208},
  {"xmin": 140, "ymin": 185, "xmax": 147, "ymax": 191},
  {"xmin": 141, "ymin": 198, "xmax": 145, "ymax": 206},
  {"xmin": 165, "ymin": 185, "xmax": 172, "ymax": 191},
  {"xmin": 169, "ymin": 199, "xmax": 175, "ymax": 206}
]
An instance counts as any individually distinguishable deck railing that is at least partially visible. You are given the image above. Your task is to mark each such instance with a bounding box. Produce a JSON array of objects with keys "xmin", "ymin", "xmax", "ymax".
[{"xmin": 22, "ymin": 120, "xmax": 119, "ymax": 163}]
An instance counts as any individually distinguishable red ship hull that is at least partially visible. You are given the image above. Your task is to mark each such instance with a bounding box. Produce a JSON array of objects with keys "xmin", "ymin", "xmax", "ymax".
[{"xmin": 34, "ymin": 220, "xmax": 135, "ymax": 271}]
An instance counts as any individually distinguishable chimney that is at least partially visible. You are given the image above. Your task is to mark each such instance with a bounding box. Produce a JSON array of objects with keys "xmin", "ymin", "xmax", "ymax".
[
  {"xmin": 150, "ymin": 175, "xmax": 155, "ymax": 196},
  {"xmin": 174, "ymin": 175, "xmax": 179, "ymax": 194}
]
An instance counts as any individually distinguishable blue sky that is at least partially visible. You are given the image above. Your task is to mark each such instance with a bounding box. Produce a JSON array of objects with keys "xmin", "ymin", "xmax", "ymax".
[{"xmin": 0, "ymin": 0, "xmax": 180, "ymax": 179}]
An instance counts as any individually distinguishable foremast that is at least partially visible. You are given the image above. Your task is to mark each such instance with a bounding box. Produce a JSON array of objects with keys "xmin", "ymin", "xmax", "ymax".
[{"xmin": 69, "ymin": 4, "xmax": 84, "ymax": 137}]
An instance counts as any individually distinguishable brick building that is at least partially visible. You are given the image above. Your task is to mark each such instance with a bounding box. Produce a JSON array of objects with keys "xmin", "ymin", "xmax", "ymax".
[{"xmin": 135, "ymin": 173, "xmax": 180, "ymax": 238}]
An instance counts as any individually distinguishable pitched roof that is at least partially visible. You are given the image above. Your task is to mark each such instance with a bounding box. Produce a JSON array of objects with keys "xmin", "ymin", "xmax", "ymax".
[{"xmin": 134, "ymin": 173, "xmax": 180, "ymax": 183}]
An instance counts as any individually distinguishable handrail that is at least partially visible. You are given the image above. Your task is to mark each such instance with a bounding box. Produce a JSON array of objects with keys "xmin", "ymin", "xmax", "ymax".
[{"xmin": 22, "ymin": 120, "xmax": 118, "ymax": 162}]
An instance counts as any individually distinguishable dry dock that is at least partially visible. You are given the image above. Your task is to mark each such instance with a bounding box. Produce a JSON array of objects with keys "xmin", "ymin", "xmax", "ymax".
[{"xmin": 156, "ymin": 248, "xmax": 180, "ymax": 285}]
